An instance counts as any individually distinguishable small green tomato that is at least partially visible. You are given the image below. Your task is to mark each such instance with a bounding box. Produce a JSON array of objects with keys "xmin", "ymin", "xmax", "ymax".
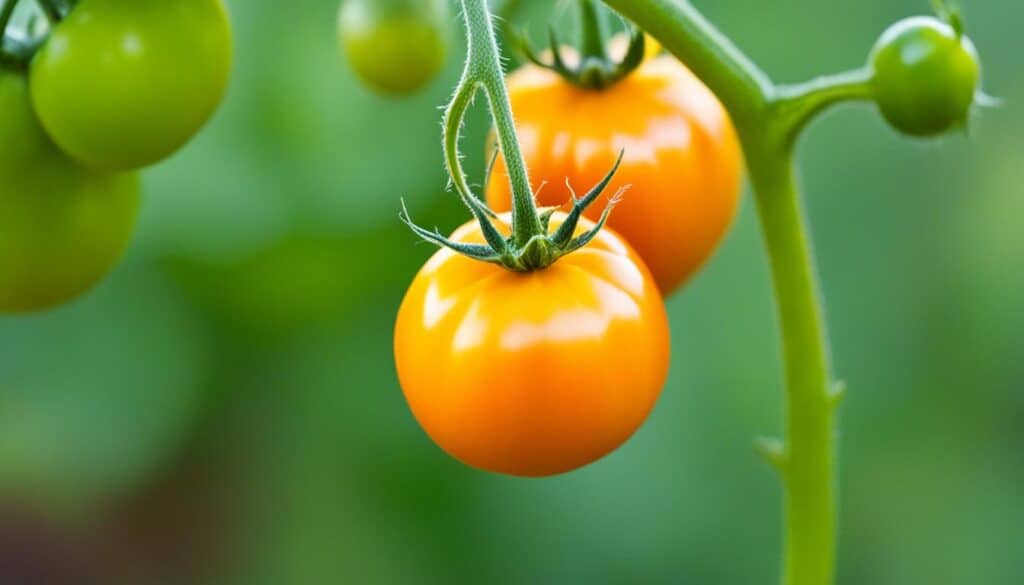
[
  {"xmin": 0, "ymin": 68, "xmax": 140, "ymax": 313},
  {"xmin": 30, "ymin": 0, "xmax": 233, "ymax": 171},
  {"xmin": 338, "ymin": 0, "xmax": 450, "ymax": 96},
  {"xmin": 869, "ymin": 16, "xmax": 981, "ymax": 137}
]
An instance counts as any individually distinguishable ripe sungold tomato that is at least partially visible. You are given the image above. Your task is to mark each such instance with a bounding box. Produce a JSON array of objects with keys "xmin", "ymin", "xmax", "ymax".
[
  {"xmin": 486, "ymin": 55, "xmax": 743, "ymax": 295},
  {"xmin": 394, "ymin": 213, "xmax": 670, "ymax": 477},
  {"xmin": 0, "ymin": 69, "xmax": 140, "ymax": 313},
  {"xmin": 339, "ymin": 0, "xmax": 449, "ymax": 96},
  {"xmin": 30, "ymin": 0, "xmax": 232, "ymax": 171}
]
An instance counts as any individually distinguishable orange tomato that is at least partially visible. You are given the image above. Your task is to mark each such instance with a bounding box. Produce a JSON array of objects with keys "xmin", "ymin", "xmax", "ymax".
[
  {"xmin": 394, "ymin": 213, "xmax": 670, "ymax": 477},
  {"xmin": 486, "ymin": 55, "xmax": 743, "ymax": 295}
]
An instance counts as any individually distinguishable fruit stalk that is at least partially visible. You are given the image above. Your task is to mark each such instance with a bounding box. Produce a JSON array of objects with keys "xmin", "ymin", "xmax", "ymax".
[{"xmin": 456, "ymin": 0, "xmax": 542, "ymax": 245}]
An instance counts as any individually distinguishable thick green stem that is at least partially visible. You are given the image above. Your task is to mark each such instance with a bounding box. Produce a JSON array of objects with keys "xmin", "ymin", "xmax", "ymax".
[
  {"xmin": 459, "ymin": 0, "xmax": 542, "ymax": 245},
  {"xmin": 594, "ymin": 2, "xmax": 878, "ymax": 584},
  {"xmin": 747, "ymin": 146, "xmax": 838, "ymax": 585}
]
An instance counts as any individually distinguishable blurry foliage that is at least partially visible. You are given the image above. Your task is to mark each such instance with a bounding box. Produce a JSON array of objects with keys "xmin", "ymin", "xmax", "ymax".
[{"xmin": 0, "ymin": 0, "xmax": 1021, "ymax": 583}]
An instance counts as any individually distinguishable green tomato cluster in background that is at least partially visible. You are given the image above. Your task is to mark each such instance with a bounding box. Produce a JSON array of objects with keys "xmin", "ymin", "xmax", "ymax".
[
  {"xmin": 0, "ymin": 69, "xmax": 139, "ymax": 313},
  {"xmin": 0, "ymin": 0, "xmax": 232, "ymax": 314},
  {"xmin": 31, "ymin": 0, "xmax": 233, "ymax": 171},
  {"xmin": 338, "ymin": 0, "xmax": 450, "ymax": 96},
  {"xmin": 870, "ymin": 15, "xmax": 981, "ymax": 137}
]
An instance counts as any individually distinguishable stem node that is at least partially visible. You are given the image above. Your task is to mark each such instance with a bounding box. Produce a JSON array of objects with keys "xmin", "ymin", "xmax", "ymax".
[
  {"xmin": 828, "ymin": 380, "xmax": 847, "ymax": 410},
  {"xmin": 756, "ymin": 436, "xmax": 790, "ymax": 473}
]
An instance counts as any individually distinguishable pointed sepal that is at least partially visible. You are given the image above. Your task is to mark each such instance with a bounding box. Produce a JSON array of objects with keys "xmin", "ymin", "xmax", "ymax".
[{"xmin": 551, "ymin": 150, "xmax": 625, "ymax": 247}]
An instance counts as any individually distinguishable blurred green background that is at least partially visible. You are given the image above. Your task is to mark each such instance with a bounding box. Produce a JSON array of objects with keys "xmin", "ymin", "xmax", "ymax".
[{"xmin": 1, "ymin": 0, "xmax": 1021, "ymax": 583}]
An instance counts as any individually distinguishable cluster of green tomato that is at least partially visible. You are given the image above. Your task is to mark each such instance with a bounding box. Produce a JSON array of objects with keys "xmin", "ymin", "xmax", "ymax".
[{"xmin": 0, "ymin": 0, "xmax": 231, "ymax": 313}]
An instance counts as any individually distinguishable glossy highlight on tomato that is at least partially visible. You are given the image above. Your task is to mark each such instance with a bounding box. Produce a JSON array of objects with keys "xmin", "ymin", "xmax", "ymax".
[
  {"xmin": 486, "ymin": 54, "xmax": 743, "ymax": 295},
  {"xmin": 339, "ymin": 0, "xmax": 449, "ymax": 96},
  {"xmin": 0, "ymin": 69, "xmax": 140, "ymax": 313},
  {"xmin": 30, "ymin": 0, "xmax": 233, "ymax": 171},
  {"xmin": 394, "ymin": 213, "xmax": 670, "ymax": 477}
]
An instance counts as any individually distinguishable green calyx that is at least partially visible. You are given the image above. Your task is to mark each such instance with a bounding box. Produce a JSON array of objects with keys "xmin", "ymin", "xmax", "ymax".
[
  {"xmin": 932, "ymin": 0, "xmax": 964, "ymax": 37},
  {"xmin": 516, "ymin": 0, "xmax": 646, "ymax": 91},
  {"xmin": 929, "ymin": 0, "xmax": 1002, "ymax": 115},
  {"xmin": 401, "ymin": 0, "xmax": 625, "ymax": 272},
  {"xmin": 402, "ymin": 152, "xmax": 625, "ymax": 272}
]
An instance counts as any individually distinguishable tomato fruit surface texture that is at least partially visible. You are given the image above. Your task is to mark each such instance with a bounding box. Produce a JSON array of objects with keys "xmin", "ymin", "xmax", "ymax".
[
  {"xmin": 394, "ymin": 213, "xmax": 670, "ymax": 477},
  {"xmin": 870, "ymin": 16, "xmax": 980, "ymax": 137},
  {"xmin": 486, "ymin": 55, "xmax": 742, "ymax": 295},
  {"xmin": 338, "ymin": 0, "xmax": 449, "ymax": 95},
  {"xmin": 30, "ymin": 0, "xmax": 233, "ymax": 171},
  {"xmin": 0, "ymin": 70, "xmax": 139, "ymax": 313}
]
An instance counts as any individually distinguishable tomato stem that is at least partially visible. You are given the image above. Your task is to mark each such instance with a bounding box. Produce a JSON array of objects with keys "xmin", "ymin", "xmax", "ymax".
[
  {"xmin": 771, "ymin": 67, "xmax": 875, "ymax": 144},
  {"xmin": 461, "ymin": 0, "xmax": 541, "ymax": 245},
  {"xmin": 404, "ymin": 0, "xmax": 626, "ymax": 271},
  {"xmin": 746, "ymin": 146, "xmax": 838, "ymax": 585},
  {"xmin": 932, "ymin": 0, "xmax": 965, "ymax": 37}
]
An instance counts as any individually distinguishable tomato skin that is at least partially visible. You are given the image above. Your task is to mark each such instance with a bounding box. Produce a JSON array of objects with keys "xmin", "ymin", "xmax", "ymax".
[
  {"xmin": 0, "ymin": 69, "xmax": 140, "ymax": 313},
  {"xmin": 869, "ymin": 16, "xmax": 980, "ymax": 137},
  {"xmin": 486, "ymin": 56, "xmax": 743, "ymax": 295},
  {"xmin": 339, "ymin": 0, "xmax": 449, "ymax": 95},
  {"xmin": 394, "ymin": 213, "xmax": 670, "ymax": 477},
  {"xmin": 30, "ymin": 0, "xmax": 232, "ymax": 171}
]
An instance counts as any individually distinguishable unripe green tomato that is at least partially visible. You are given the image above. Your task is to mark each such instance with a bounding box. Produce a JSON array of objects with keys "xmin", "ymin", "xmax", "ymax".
[
  {"xmin": 29, "ymin": 0, "xmax": 233, "ymax": 171},
  {"xmin": 0, "ymin": 69, "xmax": 140, "ymax": 313},
  {"xmin": 338, "ymin": 0, "xmax": 450, "ymax": 95},
  {"xmin": 869, "ymin": 16, "xmax": 980, "ymax": 137}
]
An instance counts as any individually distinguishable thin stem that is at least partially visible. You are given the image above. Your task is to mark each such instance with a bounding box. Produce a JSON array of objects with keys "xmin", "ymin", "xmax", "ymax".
[
  {"xmin": 458, "ymin": 0, "xmax": 542, "ymax": 245},
  {"xmin": 772, "ymin": 68, "xmax": 875, "ymax": 144},
  {"xmin": 0, "ymin": 0, "xmax": 19, "ymax": 40},
  {"xmin": 418, "ymin": 0, "xmax": 624, "ymax": 270},
  {"xmin": 578, "ymin": 0, "xmax": 607, "ymax": 61},
  {"xmin": 600, "ymin": 0, "xmax": 772, "ymax": 125},
  {"xmin": 442, "ymin": 81, "xmax": 486, "ymax": 211}
]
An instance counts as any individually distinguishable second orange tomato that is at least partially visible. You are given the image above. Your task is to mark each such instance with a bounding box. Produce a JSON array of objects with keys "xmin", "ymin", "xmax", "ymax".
[{"xmin": 486, "ymin": 54, "xmax": 743, "ymax": 295}]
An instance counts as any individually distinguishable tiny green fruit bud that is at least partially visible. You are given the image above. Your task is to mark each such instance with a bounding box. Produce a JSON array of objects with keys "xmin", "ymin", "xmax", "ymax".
[{"xmin": 869, "ymin": 16, "xmax": 981, "ymax": 137}]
